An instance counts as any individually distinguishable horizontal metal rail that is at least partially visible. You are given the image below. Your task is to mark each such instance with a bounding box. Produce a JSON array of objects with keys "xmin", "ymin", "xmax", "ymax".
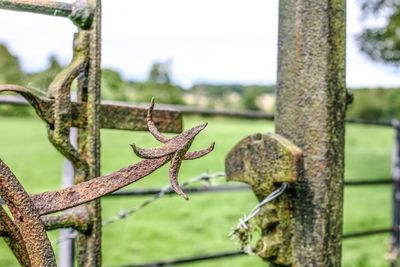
[
  {"xmin": 117, "ymin": 228, "xmax": 392, "ymax": 267},
  {"xmin": 106, "ymin": 101, "xmax": 396, "ymax": 127},
  {"xmin": 117, "ymin": 251, "xmax": 245, "ymax": 267},
  {"xmin": 0, "ymin": 95, "xmax": 396, "ymax": 127},
  {"xmin": 0, "ymin": 95, "xmax": 183, "ymax": 132},
  {"xmin": 106, "ymin": 179, "xmax": 393, "ymax": 198},
  {"xmin": 343, "ymin": 228, "xmax": 392, "ymax": 239},
  {"xmin": 344, "ymin": 179, "xmax": 393, "ymax": 186},
  {"xmin": 346, "ymin": 118, "xmax": 393, "ymax": 127},
  {"xmin": 0, "ymin": 0, "xmax": 72, "ymax": 17},
  {"xmin": 107, "ymin": 185, "xmax": 250, "ymax": 197},
  {"xmin": 0, "ymin": 178, "xmax": 394, "ymax": 205},
  {"xmin": 171, "ymin": 105, "xmax": 275, "ymax": 120}
]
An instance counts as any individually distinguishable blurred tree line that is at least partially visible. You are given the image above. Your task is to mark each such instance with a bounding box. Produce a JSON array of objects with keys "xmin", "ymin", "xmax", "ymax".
[
  {"xmin": 347, "ymin": 88, "xmax": 400, "ymax": 120},
  {"xmin": 0, "ymin": 43, "xmax": 277, "ymax": 116},
  {"xmin": 348, "ymin": 0, "xmax": 400, "ymax": 121},
  {"xmin": 358, "ymin": 0, "xmax": 400, "ymax": 64},
  {"xmin": 0, "ymin": 44, "xmax": 184, "ymax": 105},
  {"xmin": 1, "ymin": 35, "xmax": 400, "ymax": 121}
]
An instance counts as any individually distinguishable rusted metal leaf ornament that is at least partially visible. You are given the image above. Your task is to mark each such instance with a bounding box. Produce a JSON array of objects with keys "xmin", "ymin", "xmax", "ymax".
[
  {"xmin": 0, "ymin": 98, "xmax": 213, "ymax": 266},
  {"xmin": 131, "ymin": 98, "xmax": 215, "ymax": 199}
]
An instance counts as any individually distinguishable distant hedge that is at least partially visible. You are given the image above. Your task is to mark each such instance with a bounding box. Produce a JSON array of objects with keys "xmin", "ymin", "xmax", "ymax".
[{"xmin": 347, "ymin": 88, "xmax": 400, "ymax": 121}]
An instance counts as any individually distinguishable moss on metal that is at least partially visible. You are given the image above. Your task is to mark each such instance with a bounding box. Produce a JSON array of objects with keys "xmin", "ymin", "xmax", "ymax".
[
  {"xmin": 0, "ymin": 0, "xmax": 72, "ymax": 17},
  {"xmin": 276, "ymin": 0, "xmax": 347, "ymax": 266},
  {"xmin": 0, "ymin": 0, "xmax": 94, "ymax": 29},
  {"xmin": 225, "ymin": 133, "xmax": 303, "ymax": 266},
  {"xmin": 74, "ymin": 1, "xmax": 102, "ymax": 264}
]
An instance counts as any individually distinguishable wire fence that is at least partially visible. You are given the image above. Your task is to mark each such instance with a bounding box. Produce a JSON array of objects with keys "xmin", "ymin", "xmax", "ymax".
[
  {"xmin": 110, "ymin": 176, "xmax": 399, "ymax": 267},
  {"xmin": 102, "ymin": 172, "xmax": 225, "ymax": 226},
  {"xmin": 1, "ymin": 95, "xmax": 399, "ymax": 266},
  {"xmin": 45, "ymin": 170, "xmax": 398, "ymax": 266}
]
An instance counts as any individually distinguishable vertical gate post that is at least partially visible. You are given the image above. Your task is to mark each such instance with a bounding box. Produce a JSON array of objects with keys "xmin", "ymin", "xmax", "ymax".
[
  {"xmin": 276, "ymin": 0, "xmax": 347, "ymax": 266},
  {"xmin": 75, "ymin": 0, "xmax": 102, "ymax": 266}
]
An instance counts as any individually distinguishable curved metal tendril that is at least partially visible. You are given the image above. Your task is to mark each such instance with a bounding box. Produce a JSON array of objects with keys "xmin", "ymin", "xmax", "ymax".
[{"xmin": 0, "ymin": 84, "xmax": 49, "ymax": 122}]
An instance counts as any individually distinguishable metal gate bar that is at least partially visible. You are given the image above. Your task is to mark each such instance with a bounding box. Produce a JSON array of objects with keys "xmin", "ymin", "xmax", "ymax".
[{"xmin": 276, "ymin": 0, "xmax": 347, "ymax": 266}]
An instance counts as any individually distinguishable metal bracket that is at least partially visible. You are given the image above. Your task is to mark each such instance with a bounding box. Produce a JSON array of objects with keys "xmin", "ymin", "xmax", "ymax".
[{"xmin": 225, "ymin": 133, "xmax": 303, "ymax": 266}]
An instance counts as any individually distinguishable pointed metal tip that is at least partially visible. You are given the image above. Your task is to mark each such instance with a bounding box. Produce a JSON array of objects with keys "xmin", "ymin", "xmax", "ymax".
[
  {"xmin": 173, "ymin": 187, "xmax": 189, "ymax": 200},
  {"xmin": 199, "ymin": 123, "xmax": 208, "ymax": 131},
  {"xmin": 182, "ymin": 122, "xmax": 210, "ymax": 141},
  {"xmin": 171, "ymin": 182, "xmax": 189, "ymax": 200},
  {"xmin": 148, "ymin": 98, "xmax": 155, "ymax": 113},
  {"xmin": 194, "ymin": 122, "xmax": 208, "ymax": 132},
  {"xmin": 210, "ymin": 142, "xmax": 215, "ymax": 150},
  {"xmin": 180, "ymin": 192, "xmax": 189, "ymax": 201},
  {"xmin": 129, "ymin": 144, "xmax": 139, "ymax": 155}
]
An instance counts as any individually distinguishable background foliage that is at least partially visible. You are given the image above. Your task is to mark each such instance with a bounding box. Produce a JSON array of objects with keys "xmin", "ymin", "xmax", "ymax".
[
  {"xmin": 1, "ymin": 41, "xmax": 400, "ymax": 121},
  {"xmin": 0, "ymin": 44, "xmax": 276, "ymax": 114},
  {"xmin": 358, "ymin": 0, "xmax": 400, "ymax": 64}
]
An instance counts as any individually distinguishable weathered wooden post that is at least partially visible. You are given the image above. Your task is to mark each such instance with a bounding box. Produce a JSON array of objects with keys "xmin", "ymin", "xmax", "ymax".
[
  {"xmin": 226, "ymin": 0, "xmax": 347, "ymax": 266},
  {"xmin": 276, "ymin": 0, "xmax": 347, "ymax": 266}
]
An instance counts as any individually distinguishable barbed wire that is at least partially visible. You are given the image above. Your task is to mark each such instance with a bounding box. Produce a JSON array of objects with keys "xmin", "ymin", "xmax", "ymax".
[
  {"xmin": 228, "ymin": 183, "xmax": 288, "ymax": 239},
  {"xmin": 102, "ymin": 171, "xmax": 226, "ymax": 226},
  {"xmin": 227, "ymin": 183, "xmax": 288, "ymax": 255},
  {"xmin": 51, "ymin": 172, "xmax": 226, "ymax": 245}
]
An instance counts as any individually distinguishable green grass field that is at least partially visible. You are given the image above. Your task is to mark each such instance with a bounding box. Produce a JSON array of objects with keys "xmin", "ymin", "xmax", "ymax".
[{"xmin": 0, "ymin": 115, "xmax": 396, "ymax": 267}]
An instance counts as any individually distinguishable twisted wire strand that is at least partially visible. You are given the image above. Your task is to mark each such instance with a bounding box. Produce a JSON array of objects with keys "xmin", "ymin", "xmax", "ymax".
[
  {"xmin": 52, "ymin": 172, "xmax": 226, "ymax": 244},
  {"xmin": 229, "ymin": 183, "xmax": 288, "ymax": 238},
  {"xmin": 102, "ymin": 172, "xmax": 226, "ymax": 226}
]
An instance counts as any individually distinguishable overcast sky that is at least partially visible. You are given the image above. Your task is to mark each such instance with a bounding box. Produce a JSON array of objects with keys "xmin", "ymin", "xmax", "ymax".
[{"xmin": 0, "ymin": 0, "xmax": 399, "ymax": 88}]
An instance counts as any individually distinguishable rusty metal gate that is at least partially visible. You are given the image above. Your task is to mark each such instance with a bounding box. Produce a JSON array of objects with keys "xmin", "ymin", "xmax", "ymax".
[
  {"xmin": 2, "ymin": 0, "xmax": 390, "ymax": 267},
  {"xmin": 0, "ymin": 0, "xmax": 216, "ymax": 266}
]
